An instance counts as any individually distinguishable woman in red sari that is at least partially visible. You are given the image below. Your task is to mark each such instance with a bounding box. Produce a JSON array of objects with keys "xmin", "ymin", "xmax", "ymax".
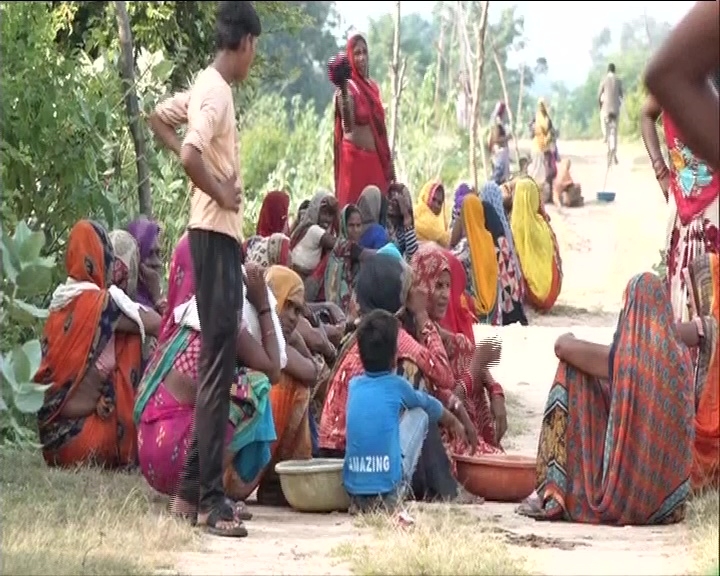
[
  {"xmin": 411, "ymin": 245, "xmax": 506, "ymax": 473},
  {"xmin": 333, "ymin": 35, "xmax": 394, "ymax": 209}
]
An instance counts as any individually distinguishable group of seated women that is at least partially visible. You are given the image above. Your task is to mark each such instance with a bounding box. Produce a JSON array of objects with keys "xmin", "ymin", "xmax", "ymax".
[
  {"xmin": 243, "ymin": 179, "xmax": 563, "ymax": 332},
  {"xmin": 33, "ymin": 179, "xmax": 717, "ymax": 528}
]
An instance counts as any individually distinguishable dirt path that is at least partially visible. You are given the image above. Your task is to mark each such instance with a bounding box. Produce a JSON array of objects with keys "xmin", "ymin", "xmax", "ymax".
[{"xmin": 175, "ymin": 140, "xmax": 692, "ymax": 576}]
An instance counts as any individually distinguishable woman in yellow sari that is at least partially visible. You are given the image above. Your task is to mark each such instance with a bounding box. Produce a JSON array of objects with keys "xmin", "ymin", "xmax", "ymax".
[
  {"xmin": 251, "ymin": 265, "xmax": 326, "ymax": 506},
  {"xmin": 511, "ymin": 178, "xmax": 563, "ymax": 312},
  {"xmin": 415, "ymin": 180, "xmax": 450, "ymax": 246},
  {"xmin": 451, "ymin": 195, "xmax": 501, "ymax": 324},
  {"xmin": 529, "ymin": 98, "xmax": 558, "ymax": 195}
]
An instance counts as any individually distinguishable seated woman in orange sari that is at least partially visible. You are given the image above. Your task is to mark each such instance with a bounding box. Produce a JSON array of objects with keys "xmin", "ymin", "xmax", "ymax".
[
  {"xmin": 35, "ymin": 220, "xmax": 161, "ymax": 468},
  {"xmin": 255, "ymin": 265, "xmax": 327, "ymax": 506},
  {"xmin": 518, "ymin": 255, "xmax": 718, "ymax": 525},
  {"xmin": 410, "ymin": 246, "xmax": 506, "ymax": 471}
]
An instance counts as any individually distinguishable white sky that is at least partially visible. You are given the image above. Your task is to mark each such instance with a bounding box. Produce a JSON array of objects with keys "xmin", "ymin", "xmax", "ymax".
[{"xmin": 334, "ymin": 1, "xmax": 696, "ymax": 87}]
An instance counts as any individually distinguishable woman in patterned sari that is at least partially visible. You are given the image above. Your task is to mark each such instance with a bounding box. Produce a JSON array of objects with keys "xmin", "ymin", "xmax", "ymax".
[
  {"xmin": 640, "ymin": 94, "xmax": 719, "ymax": 322},
  {"xmin": 518, "ymin": 260, "xmax": 719, "ymax": 524},
  {"xmin": 479, "ymin": 183, "xmax": 528, "ymax": 326},
  {"xmin": 135, "ymin": 234, "xmax": 282, "ymax": 523},
  {"xmin": 411, "ymin": 245, "xmax": 507, "ymax": 471},
  {"xmin": 325, "ymin": 204, "xmax": 376, "ymax": 314},
  {"xmin": 687, "ymin": 253, "xmax": 719, "ymax": 491},
  {"xmin": 511, "ymin": 178, "xmax": 562, "ymax": 312},
  {"xmin": 244, "ymin": 233, "xmax": 292, "ymax": 269},
  {"xmin": 35, "ymin": 220, "xmax": 159, "ymax": 468}
]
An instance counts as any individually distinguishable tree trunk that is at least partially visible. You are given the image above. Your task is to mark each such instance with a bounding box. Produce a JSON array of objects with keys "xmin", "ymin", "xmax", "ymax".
[
  {"xmin": 388, "ymin": 0, "xmax": 405, "ymax": 161},
  {"xmin": 446, "ymin": 8, "xmax": 458, "ymax": 95},
  {"xmin": 491, "ymin": 44, "xmax": 521, "ymax": 169},
  {"xmin": 515, "ymin": 64, "xmax": 526, "ymax": 142},
  {"xmin": 115, "ymin": 0, "xmax": 152, "ymax": 216},
  {"xmin": 468, "ymin": 1, "xmax": 490, "ymax": 191},
  {"xmin": 433, "ymin": 8, "xmax": 447, "ymax": 116}
]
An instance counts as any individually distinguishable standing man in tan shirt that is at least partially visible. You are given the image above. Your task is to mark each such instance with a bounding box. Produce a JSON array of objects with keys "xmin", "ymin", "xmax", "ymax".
[{"xmin": 148, "ymin": 1, "xmax": 260, "ymax": 538}]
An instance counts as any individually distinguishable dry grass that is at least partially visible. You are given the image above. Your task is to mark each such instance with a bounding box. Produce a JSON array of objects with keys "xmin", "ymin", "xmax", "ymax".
[
  {"xmin": 0, "ymin": 449, "xmax": 199, "ymax": 575},
  {"xmin": 688, "ymin": 489, "xmax": 720, "ymax": 576},
  {"xmin": 335, "ymin": 504, "xmax": 530, "ymax": 575}
]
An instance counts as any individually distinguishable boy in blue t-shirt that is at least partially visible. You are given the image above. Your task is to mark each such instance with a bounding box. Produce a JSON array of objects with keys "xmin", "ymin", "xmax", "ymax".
[{"xmin": 343, "ymin": 309, "xmax": 466, "ymax": 513}]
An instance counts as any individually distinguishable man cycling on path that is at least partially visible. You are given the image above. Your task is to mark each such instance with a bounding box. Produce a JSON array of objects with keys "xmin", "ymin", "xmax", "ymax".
[{"xmin": 598, "ymin": 62, "xmax": 623, "ymax": 165}]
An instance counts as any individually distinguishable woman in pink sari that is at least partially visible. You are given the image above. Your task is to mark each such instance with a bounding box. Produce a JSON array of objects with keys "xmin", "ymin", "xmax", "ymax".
[{"xmin": 135, "ymin": 234, "xmax": 282, "ymax": 528}]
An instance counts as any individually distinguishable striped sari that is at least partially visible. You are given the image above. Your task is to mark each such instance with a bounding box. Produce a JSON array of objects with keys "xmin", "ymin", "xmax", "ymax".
[
  {"xmin": 688, "ymin": 253, "xmax": 720, "ymax": 491},
  {"xmin": 530, "ymin": 272, "xmax": 693, "ymax": 525}
]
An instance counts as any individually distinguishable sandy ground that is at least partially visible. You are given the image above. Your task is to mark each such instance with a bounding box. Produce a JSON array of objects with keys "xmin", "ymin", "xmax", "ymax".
[{"xmin": 174, "ymin": 140, "xmax": 692, "ymax": 576}]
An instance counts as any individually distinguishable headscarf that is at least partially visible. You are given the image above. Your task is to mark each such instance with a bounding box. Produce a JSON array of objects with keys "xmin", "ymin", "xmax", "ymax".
[
  {"xmin": 35, "ymin": 220, "xmax": 139, "ymax": 463},
  {"xmin": 453, "ymin": 182, "xmax": 474, "ymax": 224},
  {"xmin": 324, "ymin": 205, "xmax": 360, "ymax": 311},
  {"xmin": 357, "ymin": 185, "xmax": 385, "ymax": 232},
  {"xmin": 511, "ymin": 178, "xmax": 557, "ymax": 303},
  {"xmin": 333, "ymin": 35, "xmax": 393, "ymax": 193},
  {"xmin": 414, "ymin": 179, "xmax": 450, "ymax": 246},
  {"xmin": 245, "ymin": 233, "xmax": 292, "ymax": 269},
  {"xmin": 461, "ymin": 195, "xmax": 499, "ymax": 316},
  {"xmin": 126, "ymin": 217, "xmax": 161, "ymax": 308},
  {"xmin": 355, "ymin": 253, "xmax": 405, "ymax": 315},
  {"xmin": 480, "ymin": 182, "xmax": 524, "ymax": 299},
  {"xmin": 256, "ymin": 191, "xmax": 290, "ymax": 237},
  {"xmin": 410, "ymin": 244, "xmax": 451, "ymax": 302},
  {"xmin": 491, "ymin": 101, "xmax": 506, "ymax": 124},
  {"xmin": 533, "ymin": 98, "xmax": 552, "ymax": 152},
  {"xmin": 109, "ymin": 230, "xmax": 140, "ymax": 298},
  {"xmin": 440, "ymin": 249, "xmax": 476, "ymax": 341},
  {"xmin": 377, "ymin": 242, "xmax": 403, "ymax": 261},
  {"xmin": 159, "ymin": 233, "xmax": 195, "ymax": 342},
  {"xmin": 265, "ymin": 265, "xmax": 305, "ymax": 313},
  {"xmin": 289, "ymin": 190, "xmax": 337, "ymax": 250},
  {"xmin": 356, "ymin": 185, "xmax": 389, "ymax": 248}
]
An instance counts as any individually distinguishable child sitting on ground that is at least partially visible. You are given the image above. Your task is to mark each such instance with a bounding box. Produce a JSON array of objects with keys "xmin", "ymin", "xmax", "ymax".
[{"xmin": 343, "ymin": 309, "xmax": 467, "ymax": 516}]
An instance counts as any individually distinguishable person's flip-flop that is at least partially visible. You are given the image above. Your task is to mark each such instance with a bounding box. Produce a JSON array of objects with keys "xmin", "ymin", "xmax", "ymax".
[
  {"xmin": 199, "ymin": 502, "xmax": 248, "ymax": 538},
  {"xmin": 515, "ymin": 494, "xmax": 546, "ymax": 519}
]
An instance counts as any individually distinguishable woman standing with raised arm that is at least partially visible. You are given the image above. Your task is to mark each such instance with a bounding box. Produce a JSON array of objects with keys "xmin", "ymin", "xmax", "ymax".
[{"xmin": 329, "ymin": 35, "xmax": 395, "ymax": 209}]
